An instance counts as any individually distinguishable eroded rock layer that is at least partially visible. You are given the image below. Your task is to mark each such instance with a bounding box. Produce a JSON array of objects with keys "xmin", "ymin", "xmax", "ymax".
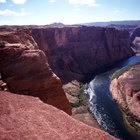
[
  {"xmin": 0, "ymin": 91, "xmax": 117, "ymax": 140},
  {"xmin": 110, "ymin": 64, "xmax": 140, "ymax": 131},
  {"xmin": 0, "ymin": 29, "xmax": 72, "ymax": 115},
  {"xmin": 32, "ymin": 26, "xmax": 134, "ymax": 83}
]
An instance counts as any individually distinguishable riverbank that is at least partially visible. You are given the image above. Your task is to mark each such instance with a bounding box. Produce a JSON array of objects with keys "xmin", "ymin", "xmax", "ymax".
[
  {"xmin": 63, "ymin": 80, "xmax": 100, "ymax": 129},
  {"xmin": 122, "ymin": 108, "xmax": 140, "ymax": 140},
  {"xmin": 123, "ymin": 108, "xmax": 140, "ymax": 133}
]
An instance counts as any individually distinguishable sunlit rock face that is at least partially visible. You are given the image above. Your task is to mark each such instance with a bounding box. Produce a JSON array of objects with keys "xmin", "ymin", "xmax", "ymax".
[
  {"xmin": 110, "ymin": 64, "xmax": 140, "ymax": 131},
  {"xmin": 32, "ymin": 26, "xmax": 134, "ymax": 83},
  {"xmin": 130, "ymin": 28, "xmax": 140, "ymax": 52},
  {"xmin": 0, "ymin": 91, "xmax": 117, "ymax": 140},
  {"xmin": 0, "ymin": 27, "xmax": 37, "ymax": 49},
  {"xmin": 0, "ymin": 28, "xmax": 72, "ymax": 115},
  {"xmin": 131, "ymin": 28, "xmax": 140, "ymax": 42}
]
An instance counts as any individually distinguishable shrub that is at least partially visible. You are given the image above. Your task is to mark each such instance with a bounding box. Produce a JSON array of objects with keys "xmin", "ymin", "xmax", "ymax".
[
  {"xmin": 0, "ymin": 41, "xmax": 8, "ymax": 48},
  {"xmin": 111, "ymin": 62, "xmax": 140, "ymax": 80},
  {"xmin": 77, "ymin": 85, "xmax": 88, "ymax": 106}
]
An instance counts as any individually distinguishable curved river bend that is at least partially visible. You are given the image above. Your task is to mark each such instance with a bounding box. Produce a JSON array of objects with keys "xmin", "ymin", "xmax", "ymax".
[{"xmin": 85, "ymin": 56, "xmax": 140, "ymax": 140}]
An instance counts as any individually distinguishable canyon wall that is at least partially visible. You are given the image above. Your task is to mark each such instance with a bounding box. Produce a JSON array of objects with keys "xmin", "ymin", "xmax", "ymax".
[
  {"xmin": 0, "ymin": 28, "xmax": 72, "ymax": 115},
  {"xmin": 32, "ymin": 26, "xmax": 134, "ymax": 83},
  {"xmin": 110, "ymin": 64, "xmax": 140, "ymax": 132}
]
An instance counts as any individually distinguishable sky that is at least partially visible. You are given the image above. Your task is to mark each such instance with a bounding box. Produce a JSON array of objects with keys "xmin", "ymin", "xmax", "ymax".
[{"xmin": 0, "ymin": 0, "xmax": 140, "ymax": 25}]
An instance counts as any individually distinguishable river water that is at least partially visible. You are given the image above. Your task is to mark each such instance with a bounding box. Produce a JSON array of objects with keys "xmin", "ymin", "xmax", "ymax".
[{"xmin": 85, "ymin": 56, "xmax": 140, "ymax": 140}]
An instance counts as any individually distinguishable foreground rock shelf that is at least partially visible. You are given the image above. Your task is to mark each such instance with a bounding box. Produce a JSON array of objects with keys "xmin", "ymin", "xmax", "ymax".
[{"xmin": 0, "ymin": 91, "xmax": 117, "ymax": 140}]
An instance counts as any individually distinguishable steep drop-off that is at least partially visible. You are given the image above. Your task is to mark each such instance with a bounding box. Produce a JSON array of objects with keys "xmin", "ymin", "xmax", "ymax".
[
  {"xmin": 0, "ymin": 28, "xmax": 72, "ymax": 115},
  {"xmin": 32, "ymin": 26, "xmax": 134, "ymax": 83},
  {"xmin": 110, "ymin": 64, "xmax": 140, "ymax": 132}
]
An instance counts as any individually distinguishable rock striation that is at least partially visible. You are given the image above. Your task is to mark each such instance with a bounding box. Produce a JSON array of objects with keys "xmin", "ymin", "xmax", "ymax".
[
  {"xmin": 0, "ymin": 91, "xmax": 117, "ymax": 140},
  {"xmin": 32, "ymin": 26, "xmax": 134, "ymax": 83},
  {"xmin": 0, "ymin": 29, "xmax": 72, "ymax": 115},
  {"xmin": 110, "ymin": 64, "xmax": 140, "ymax": 131}
]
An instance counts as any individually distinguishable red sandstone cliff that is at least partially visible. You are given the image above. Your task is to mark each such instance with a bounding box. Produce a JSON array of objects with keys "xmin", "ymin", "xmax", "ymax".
[
  {"xmin": 0, "ymin": 28, "xmax": 72, "ymax": 115},
  {"xmin": 0, "ymin": 91, "xmax": 117, "ymax": 140},
  {"xmin": 110, "ymin": 64, "xmax": 140, "ymax": 131},
  {"xmin": 32, "ymin": 26, "xmax": 134, "ymax": 83}
]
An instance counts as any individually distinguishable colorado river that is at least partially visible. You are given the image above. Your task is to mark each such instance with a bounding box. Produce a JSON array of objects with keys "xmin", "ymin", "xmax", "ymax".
[{"xmin": 85, "ymin": 55, "xmax": 140, "ymax": 140}]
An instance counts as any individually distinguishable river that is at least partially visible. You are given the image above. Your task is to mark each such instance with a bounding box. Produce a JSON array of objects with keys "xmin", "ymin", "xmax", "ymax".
[{"xmin": 85, "ymin": 55, "xmax": 140, "ymax": 140}]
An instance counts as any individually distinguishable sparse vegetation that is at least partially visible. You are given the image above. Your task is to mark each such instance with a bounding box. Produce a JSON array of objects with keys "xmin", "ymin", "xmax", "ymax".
[
  {"xmin": 123, "ymin": 108, "xmax": 140, "ymax": 132},
  {"xmin": 63, "ymin": 81, "xmax": 89, "ymax": 108},
  {"xmin": 77, "ymin": 84, "xmax": 88, "ymax": 106},
  {"xmin": 111, "ymin": 62, "xmax": 140, "ymax": 80},
  {"xmin": 0, "ymin": 41, "xmax": 8, "ymax": 48}
]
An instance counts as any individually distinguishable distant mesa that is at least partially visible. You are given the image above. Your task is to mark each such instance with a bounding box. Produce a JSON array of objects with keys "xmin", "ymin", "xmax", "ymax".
[
  {"xmin": 80, "ymin": 20, "xmax": 140, "ymax": 27},
  {"xmin": 49, "ymin": 22, "xmax": 65, "ymax": 26}
]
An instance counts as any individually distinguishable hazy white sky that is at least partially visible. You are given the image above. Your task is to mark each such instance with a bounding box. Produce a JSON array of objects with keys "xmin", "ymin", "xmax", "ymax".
[{"xmin": 0, "ymin": 0, "xmax": 140, "ymax": 25}]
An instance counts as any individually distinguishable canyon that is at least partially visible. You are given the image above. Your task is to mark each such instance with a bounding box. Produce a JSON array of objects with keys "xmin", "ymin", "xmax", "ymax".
[{"xmin": 0, "ymin": 25, "xmax": 136, "ymax": 139}]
